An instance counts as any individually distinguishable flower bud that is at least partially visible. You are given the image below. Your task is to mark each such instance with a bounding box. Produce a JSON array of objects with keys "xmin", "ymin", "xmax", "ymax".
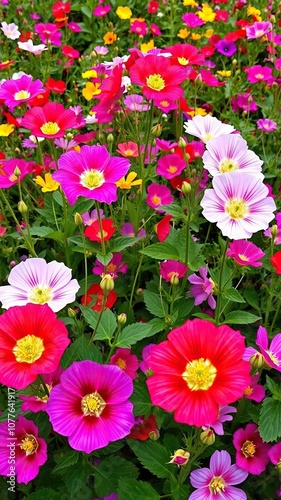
[
  {"xmin": 271, "ymin": 224, "xmax": 279, "ymax": 237},
  {"xmin": 74, "ymin": 212, "xmax": 84, "ymax": 226},
  {"xmin": 181, "ymin": 181, "xmax": 192, "ymax": 196},
  {"xmin": 107, "ymin": 133, "xmax": 114, "ymax": 144},
  {"xmin": 118, "ymin": 313, "xmax": 127, "ymax": 325},
  {"xmin": 68, "ymin": 307, "xmax": 76, "ymax": 318},
  {"xmin": 100, "ymin": 273, "xmax": 114, "ymax": 292},
  {"xmin": 200, "ymin": 428, "xmax": 215, "ymax": 446},
  {"xmin": 250, "ymin": 352, "xmax": 265, "ymax": 371},
  {"xmin": 177, "ymin": 136, "xmax": 187, "ymax": 149},
  {"xmin": 277, "ymin": 460, "xmax": 281, "ymax": 475},
  {"xmin": 151, "ymin": 124, "xmax": 162, "ymax": 137},
  {"xmin": 149, "ymin": 429, "xmax": 160, "ymax": 441},
  {"xmin": 169, "ymin": 449, "xmax": 190, "ymax": 467},
  {"xmin": 170, "ymin": 273, "xmax": 179, "ymax": 285},
  {"xmin": 136, "ymin": 288, "xmax": 143, "ymax": 296},
  {"xmin": 14, "ymin": 166, "xmax": 21, "ymax": 177},
  {"xmin": 18, "ymin": 201, "xmax": 28, "ymax": 214}
]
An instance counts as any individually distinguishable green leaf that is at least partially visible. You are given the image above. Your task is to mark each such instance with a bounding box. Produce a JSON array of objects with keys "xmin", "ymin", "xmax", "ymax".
[
  {"xmin": 259, "ymin": 397, "xmax": 281, "ymax": 442},
  {"xmin": 223, "ymin": 311, "xmax": 261, "ymax": 325},
  {"xmin": 52, "ymin": 190, "xmax": 64, "ymax": 207},
  {"xmin": 143, "ymin": 290, "xmax": 168, "ymax": 318},
  {"xmin": 53, "ymin": 450, "xmax": 79, "ymax": 473},
  {"xmin": 266, "ymin": 376, "xmax": 281, "ymax": 401},
  {"xmin": 24, "ymin": 489, "xmax": 61, "ymax": 500},
  {"xmin": 81, "ymin": 5, "xmax": 92, "ymax": 18},
  {"xmin": 116, "ymin": 323, "xmax": 154, "ymax": 347},
  {"xmin": 192, "ymin": 312, "xmax": 216, "ymax": 323},
  {"xmin": 127, "ymin": 440, "xmax": 174, "ymax": 479},
  {"xmin": 130, "ymin": 382, "xmax": 152, "ymax": 418},
  {"xmin": 157, "ymin": 203, "xmax": 183, "ymax": 218},
  {"xmin": 64, "ymin": 462, "xmax": 93, "ymax": 497},
  {"xmin": 94, "ymin": 457, "xmax": 138, "ymax": 498},
  {"xmin": 170, "ymin": 483, "xmax": 191, "ymax": 500},
  {"xmin": 61, "ymin": 335, "xmax": 102, "ymax": 368},
  {"xmin": 243, "ymin": 288, "xmax": 260, "ymax": 312},
  {"xmin": 80, "ymin": 306, "xmax": 117, "ymax": 341},
  {"xmin": 146, "ymin": 317, "xmax": 166, "ymax": 334},
  {"xmin": 140, "ymin": 242, "xmax": 180, "ymax": 261},
  {"xmin": 110, "ymin": 236, "xmax": 140, "ymax": 253},
  {"xmin": 96, "ymin": 252, "xmax": 113, "ymax": 266},
  {"xmin": 29, "ymin": 226, "xmax": 57, "ymax": 237},
  {"xmin": 223, "ymin": 288, "xmax": 245, "ymax": 303},
  {"xmin": 118, "ymin": 479, "xmax": 160, "ymax": 500}
]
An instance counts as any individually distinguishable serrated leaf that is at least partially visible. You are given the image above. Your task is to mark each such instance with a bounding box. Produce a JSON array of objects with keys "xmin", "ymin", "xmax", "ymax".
[
  {"xmin": 116, "ymin": 323, "xmax": 154, "ymax": 347},
  {"xmin": 223, "ymin": 288, "xmax": 245, "ymax": 303},
  {"xmin": 157, "ymin": 203, "xmax": 183, "ymax": 218},
  {"xmin": 96, "ymin": 252, "xmax": 113, "ymax": 266},
  {"xmin": 192, "ymin": 312, "xmax": 216, "ymax": 323},
  {"xmin": 118, "ymin": 478, "xmax": 160, "ymax": 500},
  {"xmin": 259, "ymin": 398, "xmax": 281, "ymax": 442},
  {"xmin": 94, "ymin": 457, "xmax": 138, "ymax": 498},
  {"xmin": 143, "ymin": 290, "xmax": 168, "ymax": 318},
  {"xmin": 24, "ymin": 489, "xmax": 60, "ymax": 500},
  {"xmin": 127, "ymin": 440, "xmax": 174, "ymax": 479},
  {"xmin": 110, "ymin": 236, "xmax": 140, "ymax": 253},
  {"xmin": 266, "ymin": 376, "xmax": 281, "ymax": 401},
  {"xmin": 53, "ymin": 450, "xmax": 79, "ymax": 473},
  {"xmin": 61, "ymin": 335, "xmax": 102, "ymax": 368},
  {"xmin": 130, "ymin": 382, "xmax": 152, "ymax": 418},
  {"xmin": 80, "ymin": 306, "xmax": 117, "ymax": 341},
  {"xmin": 140, "ymin": 242, "xmax": 180, "ymax": 261},
  {"xmin": 64, "ymin": 462, "xmax": 93, "ymax": 497},
  {"xmin": 147, "ymin": 317, "xmax": 166, "ymax": 334},
  {"xmin": 223, "ymin": 311, "xmax": 261, "ymax": 325}
]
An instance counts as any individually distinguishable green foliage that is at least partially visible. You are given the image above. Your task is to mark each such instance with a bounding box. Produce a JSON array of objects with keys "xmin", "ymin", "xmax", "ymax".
[
  {"xmin": 94, "ymin": 457, "xmax": 139, "ymax": 498},
  {"xmin": 259, "ymin": 398, "xmax": 281, "ymax": 442},
  {"xmin": 127, "ymin": 440, "xmax": 174, "ymax": 479},
  {"xmin": 118, "ymin": 478, "xmax": 160, "ymax": 500}
]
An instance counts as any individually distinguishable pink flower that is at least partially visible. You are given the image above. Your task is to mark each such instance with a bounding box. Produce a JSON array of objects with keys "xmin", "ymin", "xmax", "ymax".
[
  {"xmin": 68, "ymin": 21, "xmax": 81, "ymax": 32},
  {"xmin": 20, "ymin": 366, "xmax": 63, "ymax": 413},
  {"xmin": 268, "ymin": 442, "xmax": 281, "ymax": 466},
  {"xmin": 244, "ymin": 374, "xmax": 265, "ymax": 403},
  {"xmin": 46, "ymin": 360, "xmax": 134, "ymax": 453},
  {"xmin": 146, "ymin": 183, "xmax": 174, "ymax": 212},
  {"xmin": 160, "ymin": 260, "xmax": 188, "ymax": 284},
  {"xmin": 188, "ymin": 266, "xmax": 216, "ymax": 309},
  {"xmin": 233, "ymin": 423, "xmax": 270, "ymax": 475},
  {"xmin": 226, "ymin": 240, "xmax": 265, "ymax": 267},
  {"xmin": 190, "ymin": 450, "xmax": 248, "ymax": 500},
  {"xmin": 123, "ymin": 94, "xmax": 150, "ymax": 112},
  {"xmin": 246, "ymin": 65, "xmax": 273, "ymax": 84},
  {"xmin": 18, "ymin": 39, "xmax": 47, "ymax": 54},
  {"xmin": 22, "ymin": 102, "xmax": 78, "ymax": 138},
  {"xmin": 200, "ymin": 69, "xmax": 226, "ymax": 87},
  {"xmin": 110, "ymin": 348, "xmax": 139, "ymax": 380},
  {"xmin": 247, "ymin": 326, "xmax": 281, "ymax": 372},
  {"xmin": 182, "ymin": 13, "xmax": 204, "ymax": 28},
  {"xmin": 156, "ymin": 153, "xmax": 186, "ymax": 179},
  {"xmin": 92, "ymin": 253, "xmax": 128, "ymax": 279},
  {"xmin": 246, "ymin": 21, "xmax": 272, "ymax": 39},
  {"xmin": 231, "ymin": 92, "xmax": 258, "ymax": 113},
  {"xmin": 35, "ymin": 23, "xmax": 62, "ymax": 46},
  {"xmin": 130, "ymin": 20, "xmax": 147, "ymax": 36},
  {"xmin": 1, "ymin": 21, "xmax": 20, "ymax": 39},
  {"xmin": 139, "ymin": 343, "xmax": 156, "ymax": 374},
  {"xmin": 257, "ymin": 118, "xmax": 277, "ymax": 132},
  {"xmin": 0, "ymin": 75, "xmax": 44, "ymax": 111},
  {"xmin": 184, "ymin": 115, "xmax": 235, "ymax": 143},
  {"xmin": 0, "ymin": 415, "xmax": 47, "ymax": 484},
  {"xmin": 62, "ymin": 45, "xmax": 80, "ymax": 59},
  {"xmin": 93, "ymin": 4, "xmax": 111, "ymax": 16},
  {"xmin": 117, "ymin": 141, "xmax": 139, "ymax": 157},
  {"xmin": 202, "ymin": 405, "xmax": 237, "ymax": 435},
  {"xmin": 53, "ymin": 145, "xmax": 130, "ymax": 205},
  {"xmin": 0, "ymin": 158, "xmax": 34, "ymax": 188}
]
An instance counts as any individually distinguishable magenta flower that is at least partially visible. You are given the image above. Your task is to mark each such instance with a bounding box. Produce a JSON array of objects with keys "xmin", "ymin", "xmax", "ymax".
[
  {"xmin": 110, "ymin": 348, "xmax": 139, "ymax": 380},
  {"xmin": 190, "ymin": 450, "xmax": 248, "ymax": 500},
  {"xmin": 257, "ymin": 118, "xmax": 277, "ymax": 132},
  {"xmin": 182, "ymin": 13, "xmax": 204, "ymax": 28},
  {"xmin": 160, "ymin": 260, "xmax": 188, "ymax": 284},
  {"xmin": 247, "ymin": 326, "xmax": 281, "ymax": 372},
  {"xmin": 34, "ymin": 23, "xmax": 62, "ymax": 46},
  {"xmin": 246, "ymin": 21, "xmax": 272, "ymax": 39},
  {"xmin": 93, "ymin": 4, "xmax": 111, "ymax": 17},
  {"xmin": 226, "ymin": 240, "xmax": 265, "ymax": 267},
  {"xmin": 46, "ymin": 360, "xmax": 134, "ymax": 453},
  {"xmin": 146, "ymin": 183, "xmax": 174, "ymax": 212},
  {"xmin": 201, "ymin": 172, "xmax": 276, "ymax": 239},
  {"xmin": 231, "ymin": 92, "xmax": 258, "ymax": 113},
  {"xmin": 244, "ymin": 374, "xmax": 265, "ymax": 403},
  {"xmin": 0, "ymin": 75, "xmax": 44, "ymax": 111},
  {"xmin": 0, "ymin": 258, "xmax": 80, "ymax": 312},
  {"xmin": 202, "ymin": 405, "xmax": 237, "ymax": 435},
  {"xmin": 92, "ymin": 253, "xmax": 128, "ymax": 279},
  {"xmin": 233, "ymin": 423, "xmax": 270, "ymax": 475},
  {"xmin": 0, "ymin": 158, "xmax": 34, "ymax": 188},
  {"xmin": 156, "ymin": 153, "xmax": 186, "ymax": 180},
  {"xmin": 139, "ymin": 343, "xmax": 156, "ymax": 374},
  {"xmin": 184, "ymin": 115, "xmax": 235, "ymax": 144},
  {"xmin": 200, "ymin": 69, "xmax": 225, "ymax": 88},
  {"xmin": 202, "ymin": 134, "xmax": 263, "ymax": 178},
  {"xmin": 188, "ymin": 266, "xmax": 216, "ymax": 309},
  {"xmin": 20, "ymin": 366, "xmax": 63, "ymax": 413},
  {"xmin": 53, "ymin": 145, "xmax": 130, "ymax": 205},
  {"xmin": 68, "ymin": 21, "xmax": 81, "ymax": 33},
  {"xmin": 216, "ymin": 39, "xmax": 237, "ymax": 57},
  {"xmin": 246, "ymin": 65, "xmax": 273, "ymax": 84},
  {"xmin": 0, "ymin": 416, "xmax": 47, "ymax": 484},
  {"xmin": 268, "ymin": 442, "xmax": 281, "ymax": 466}
]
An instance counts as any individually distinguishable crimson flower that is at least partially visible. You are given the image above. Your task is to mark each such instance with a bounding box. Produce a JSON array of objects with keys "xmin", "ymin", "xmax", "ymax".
[
  {"xmin": 85, "ymin": 219, "xmax": 116, "ymax": 242},
  {"xmin": 127, "ymin": 415, "xmax": 158, "ymax": 440},
  {"xmin": 270, "ymin": 251, "xmax": 281, "ymax": 274},
  {"xmin": 22, "ymin": 102, "xmax": 77, "ymax": 138},
  {"xmin": 81, "ymin": 284, "xmax": 117, "ymax": 312}
]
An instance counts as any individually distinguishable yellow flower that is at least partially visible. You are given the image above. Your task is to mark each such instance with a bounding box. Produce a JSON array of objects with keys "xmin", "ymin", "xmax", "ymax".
[
  {"xmin": 116, "ymin": 6, "xmax": 132, "ymax": 19},
  {"xmin": 177, "ymin": 28, "xmax": 190, "ymax": 39},
  {"xmin": 82, "ymin": 69, "xmax": 97, "ymax": 79},
  {"xmin": 247, "ymin": 6, "xmax": 261, "ymax": 16},
  {"xmin": 186, "ymin": 107, "xmax": 207, "ymax": 118},
  {"xmin": 183, "ymin": 0, "xmax": 198, "ymax": 6},
  {"xmin": 191, "ymin": 33, "xmax": 201, "ymax": 41},
  {"xmin": 141, "ymin": 39, "xmax": 154, "ymax": 52},
  {"xmin": 0, "ymin": 124, "xmax": 14, "ymax": 137},
  {"xmin": 130, "ymin": 17, "xmax": 145, "ymax": 23},
  {"xmin": 116, "ymin": 172, "xmax": 142, "ymax": 190},
  {"xmin": 103, "ymin": 32, "xmax": 117, "ymax": 45},
  {"xmin": 204, "ymin": 28, "xmax": 214, "ymax": 38},
  {"xmin": 198, "ymin": 4, "xmax": 216, "ymax": 22},
  {"xmin": 216, "ymin": 70, "xmax": 231, "ymax": 77},
  {"xmin": 34, "ymin": 173, "xmax": 60, "ymax": 193},
  {"xmin": 82, "ymin": 82, "xmax": 101, "ymax": 101}
]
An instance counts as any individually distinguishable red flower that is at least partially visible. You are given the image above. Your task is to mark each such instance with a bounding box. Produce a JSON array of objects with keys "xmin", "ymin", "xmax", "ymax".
[
  {"xmin": 0, "ymin": 304, "xmax": 70, "ymax": 390},
  {"xmin": 52, "ymin": 1, "xmax": 71, "ymax": 26},
  {"xmin": 128, "ymin": 415, "xmax": 158, "ymax": 440},
  {"xmin": 85, "ymin": 219, "xmax": 116, "ymax": 242},
  {"xmin": 155, "ymin": 214, "xmax": 172, "ymax": 242},
  {"xmin": 81, "ymin": 284, "xmax": 117, "ymax": 312},
  {"xmin": 46, "ymin": 77, "xmax": 66, "ymax": 94},
  {"xmin": 28, "ymin": 89, "xmax": 51, "ymax": 107},
  {"xmin": 270, "ymin": 251, "xmax": 281, "ymax": 274},
  {"xmin": 62, "ymin": 45, "xmax": 80, "ymax": 59},
  {"xmin": 22, "ymin": 102, "xmax": 77, "ymax": 138},
  {"xmin": 147, "ymin": 1, "xmax": 159, "ymax": 14}
]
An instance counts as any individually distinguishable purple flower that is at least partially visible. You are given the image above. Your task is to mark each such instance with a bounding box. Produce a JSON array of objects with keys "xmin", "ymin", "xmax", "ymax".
[
  {"xmin": 92, "ymin": 253, "xmax": 128, "ymax": 279},
  {"xmin": 82, "ymin": 209, "xmax": 104, "ymax": 226},
  {"xmin": 202, "ymin": 405, "xmax": 237, "ymax": 435},
  {"xmin": 257, "ymin": 118, "xmax": 277, "ymax": 132},
  {"xmin": 216, "ymin": 39, "xmax": 237, "ymax": 57},
  {"xmin": 139, "ymin": 344, "xmax": 156, "ymax": 374},
  {"xmin": 121, "ymin": 222, "xmax": 146, "ymax": 238},
  {"xmin": 190, "ymin": 450, "xmax": 248, "ymax": 499},
  {"xmin": 188, "ymin": 266, "xmax": 216, "ymax": 309},
  {"xmin": 184, "ymin": 115, "xmax": 235, "ymax": 144}
]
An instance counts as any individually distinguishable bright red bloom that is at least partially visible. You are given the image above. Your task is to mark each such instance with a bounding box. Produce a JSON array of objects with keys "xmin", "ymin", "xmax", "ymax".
[
  {"xmin": 130, "ymin": 55, "xmax": 187, "ymax": 101},
  {"xmin": 28, "ymin": 89, "xmax": 51, "ymax": 107},
  {"xmin": 46, "ymin": 77, "xmax": 66, "ymax": 94},
  {"xmin": 84, "ymin": 219, "xmax": 116, "ymax": 242},
  {"xmin": 98, "ymin": 65, "xmax": 124, "ymax": 105},
  {"xmin": 155, "ymin": 214, "xmax": 172, "ymax": 242},
  {"xmin": 22, "ymin": 102, "xmax": 77, "ymax": 138},
  {"xmin": 128, "ymin": 415, "xmax": 158, "ymax": 440},
  {"xmin": 147, "ymin": 1, "xmax": 159, "ymax": 14},
  {"xmin": 270, "ymin": 251, "xmax": 281, "ymax": 274},
  {"xmin": 52, "ymin": 1, "xmax": 71, "ymax": 26},
  {"xmin": 81, "ymin": 284, "xmax": 117, "ymax": 312},
  {"xmin": 167, "ymin": 43, "xmax": 205, "ymax": 67},
  {"xmin": 62, "ymin": 45, "xmax": 80, "ymax": 59},
  {"xmin": 146, "ymin": 319, "xmax": 250, "ymax": 427},
  {"xmin": 0, "ymin": 304, "xmax": 70, "ymax": 390}
]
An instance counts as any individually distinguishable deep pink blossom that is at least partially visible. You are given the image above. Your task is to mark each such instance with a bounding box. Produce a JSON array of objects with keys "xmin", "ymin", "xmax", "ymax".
[
  {"xmin": 160, "ymin": 260, "xmax": 188, "ymax": 284},
  {"xmin": 110, "ymin": 348, "xmax": 139, "ymax": 380},
  {"xmin": 246, "ymin": 65, "xmax": 273, "ymax": 84},
  {"xmin": 226, "ymin": 240, "xmax": 265, "ymax": 267},
  {"xmin": 0, "ymin": 75, "xmax": 44, "ymax": 111},
  {"xmin": 233, "ymin": 423, "xmax": 270, "ymax": 475},
  {"xmin": 92, "ymin": 253, "xmax": 128, "ymax": 279},
  {"xmin": 0, "ymin": 158, "xmax": 34, "ymax": 188},
  {"xmin": 146, "ymin": 183, "xmax": 174, "ymax": 212},
  {"xmin": 156, "ymin": 153, "xmax": 186, "ymax": 179}
]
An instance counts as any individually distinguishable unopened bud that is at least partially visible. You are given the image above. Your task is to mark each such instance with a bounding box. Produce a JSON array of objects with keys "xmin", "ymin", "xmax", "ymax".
[
  {"xmin": 169, "ymin": 449, "xmax": 190, "ymax": 467},
  {"xmin": 149, "ymin": 429, "xmax": 160, "ymax": 441},
  {"xmin": 68, "ymin": 307, "xmax": 76, "ymax": 318},
  {"xmin": 232, "ymin": 59, "xmax": 237, "ymax": 67},
  {"xmin": 100, "ymin": 273, "xmax": 114, "ymax": 292},
  {"xmin": 270, "ymin": 15, "xmax": 276, "ymax": 23},
  {"xmin": 151, "ymin": 124, "xmax": 162, "ymax": 137},
  {"xmin": 66, "ymin": 132, "xmax": 74, "ymax": 140},
  {"xmin": 107, "ymin": 133, "xmax": 114, "ymax": 144},
  {"xmin": 74, "ymin": 212, "xmax": 84, "ymax": 226},
  {"xmin": 178, "ymin": 136, "xmax": 187, "ymax": 149},
  {"xmin": 170, "ymin": 273, "xmax": 179, "ymax": 285},
  {"xmin": 118, "ymin": 313, "xmax": 127, "ymax": 325},
  {"xmin": 181, "ymin": 181, "xmax": 192, "ymax": 196},
  {"xmin": 18, "ymin": 201, "xmax": 28, "ymax": 214},
  {"xmin": 271, "ymin": 224, "xmax": 279, "ymax": 237},
  {"xmin": 249, "ymin": 352, "xmax": 265, "ymax": 371},
  {"xmin": 277, "ymin": 460, "xmax": 281, "ymax": 475},
  {"xmin": 14, "ymin": 166, "xmax": 21, "ymax": 177},
  {"xmin": 136, "ymin": 288, "xmax": 143, "ymax": 296},
  {"xmin": 200, "ymin": 428, "xmax": 215, "ymax": 446}
]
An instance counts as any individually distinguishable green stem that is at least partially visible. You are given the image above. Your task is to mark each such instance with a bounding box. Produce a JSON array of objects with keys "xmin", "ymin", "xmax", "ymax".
[
  {"xmin": 129, "ymin": 254, "xmax": 144, "ymax": 313},
  {"xmin": 215, "ymin": 239, "xmax": 229, "ymax": 325},
  {"xmin": 89, "ymin": 293, "xmax": 107, "ymax": 343},
  {"xmin": 38, "ymin": 374, "xmax": 50, "ymax": 397}
]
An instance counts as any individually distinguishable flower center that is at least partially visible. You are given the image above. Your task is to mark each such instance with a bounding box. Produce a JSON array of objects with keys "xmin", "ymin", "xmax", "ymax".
[
  {"xmin": 168, "ymin": 166, "xmax": 177, "ymax": 174},
  {"xmin": 255, "ymin": 30, "xmax": 264, "ymax": 37},
  {"xmin": 81, "ymin": 392, "xmax": 106, "ymax": 417},
  {"xmin": 244, "ymin": 385, "xmax": 253, "ymax": 396},
  {"xmin": 255, "ymin": 73, "xmax": 264, "ymax": 80},
  {"xmin": 238, "ymin": 253, "xmax": 249, "ymax": 262},
  {"xmin": 13, "ymin": 335, "xmax": 44, "ymax": 364},
  {"xmin": 152, "ymin": 195, "xmax": 161, "ymax": 206},
  {"xmin": 225, "ymin": 198, "xmax": 248, "ymax": 220},
  {"xmin": 116, "ymin": 358, "xmax": 127, "ymax": 370},
  {"xmin": 14, "ymin": 90, "xmax": 31, "ymax": 100},
  {"xmin": 80, "ymin": 169, "xmax": 105, "ymax": 190},
  {"xmin": 242, "ymin": 440, "xmax": 256, "ymax": 458},
  {"xmin": 219, "ymin": 158, "xmax": 238, "ymax": 173},
  {"xmin": 29, "ymin": 285, "xmax": 53, "ymax": 305},
  {"xmin": 40, "ymin": 122, "xmax": 60, "ymax": 135},
  {"xmin": 146, "ymin": 74, "xmax": 165, "ymax": 91},
  {"xmin": 182, "ymin": 358, "xmax": 217, "ymax": 391},
  {"xmin": 209, "ymin": 476, "xmax": 226, "ymax": 494},
  {"xmin": 265, "ymin": 350, "xmax": 279, "ymax": 366},
  {"xmin": 178, "ymin": 57, "xmax": 188, "ymax": 66},
  {"xmin": 20, "ymin": 434, "xmax": 39, "ymax": 456}
]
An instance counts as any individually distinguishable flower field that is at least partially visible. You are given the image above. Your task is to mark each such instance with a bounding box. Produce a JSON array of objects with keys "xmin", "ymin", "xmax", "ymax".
[{"xmin": 0, "ymin": 0, "xmax": 281, "ymax": 498}]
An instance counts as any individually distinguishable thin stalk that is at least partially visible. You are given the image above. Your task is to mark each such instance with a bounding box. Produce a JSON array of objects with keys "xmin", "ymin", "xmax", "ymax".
[{"xmin": 215, "ymin": 239, "xmax": 229, "ymax": 325}]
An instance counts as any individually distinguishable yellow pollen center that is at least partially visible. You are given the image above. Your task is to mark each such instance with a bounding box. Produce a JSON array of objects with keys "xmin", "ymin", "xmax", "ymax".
[
  {"xmin": 29, "ymin": 285, "xmax": 53, "ymax": 305},
  {"xmin": 265, "ymin": 350, "xmax": 279, "ymax": 366},
  {"xmin": 152, "ymin": 195, "xmax": 161, "ymax": 206},
  {"xmin": 40, "ymin": 122, "xmax": 60, "ymax": 135},
  {"xmin": 20, "ymin": 434, "xmax": 39, "ymax": 456},
  {"xmin": 238, "ymin": 253, "xmax": 249, "ymax": 262},
  {"xmin": 9, "ymin": 174, "xmax": 18, "ymax": 182},
  {"xmin": 97, "ymin": 230, "xmax": 108, "ymax": 239},
  {"xmin": 242, "ymin": 440, "xmax": 256, "ymax": 458},
  {"xmin": 182, "ymin": 358, "xmax": 217, "ymax": 391},
  {"xmin": 204, "ymin": 132, "xmax": 214, "ymax": 142},
  {"xmin": 225, "ymin": 198, "xmax": 248, "ymax": 220},
  {"xmin": 81, "ymin": 392, "xmax": 106, "ymax": 417},
  {"xmin": 178, "ymin": 57, "xmax": 188, "ymax": 65},
  {"xmin": 168, "ymin": 166, "xmax": 177, "ymax": 174},
  {"xmin": 125, "ymin": 149, "xmax": 134, "ymax": 156},
  {"xmin": 13, "ymin": 335, "xmax": 44, "ymax": 364},
  {"xmin": 14, "ymin": 90, "xmax": 31, "ymax": 100},
  {"xmin": 80, "ymin": 169, "xmax": 104, "ymax": 190},
  {"xmin": 209, "ymin": 476, "xmax": 226, "ymax": 494},
  {"xmin": 244, "ymin": 385, "xmax": 253, "ymax": 396},
  {"xmin": 255, "ymin": 73, "xmax": 264, "ymax": 79},
  {"xmin": 36, "ymin": 383, "xmax": 52, "ymax": 403},
  {"xmin": 116, "ymin": 358, "xmax": 127, "ymax": 370},
  {"xmin": 146, "ymin": 74, "xmax": 165, "ymax": 91},
  {"xmin": 255, "ymin": 30, "xmax": 264, "ymax": 36},
  {"xmin": 107, "ymin": 263, "xmax": 117, "ymax": 272},
  {"xmin": 219, "ymin": 158, "xmax": 238, "ymax": 173}
]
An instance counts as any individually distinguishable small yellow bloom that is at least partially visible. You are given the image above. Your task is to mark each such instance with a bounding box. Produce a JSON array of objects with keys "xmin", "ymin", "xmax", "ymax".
[
  {"xmin": 247, "ymin": 6, "xmax": 261, "ymax": 16},
  {"xmin": 116, "ymin": 172, "xmax": 142, "ymax": 190},
  {"xmin": 116, "ymin": 6, "xmax": 132, "ymax": 19},
  {"xmin": 82, "ymin": 69, "xmax": 97, "ymax": 79},
  {"xmin": 34, "ymin": 173, "xmax": 60, "ymax": 193},
  {"xmin": 103, "ymin": 32, "xmax": 117, "ymax": 45},
  {"xmin": 204, "ymin": 28, "xmax": 214, "ymax": 38},
  {"xmin": 82, "ymin": 82, "xmax": 101, "ymax": 101},
  {"xmin": 198, "ymin": 4, "xmax": 216, "ymax": 22},
  {"xmin": 130, "ymin": 17, "xmax": 145, "ymax": 23},
  {"xmin": 186, "ymin": 107, "xmax": 207, "ymax": 118},
  {"xmin": 191, "ymin": 33, "xmax": 201, "ymax": 41},
  {"xmin": 183, "ymin": 0, "xmax": 198, "ymax": 6},
  {"xmin": 216, "ymin": 70, "xmax": 231, "ymax": 77},
  {"xmin": 177, "ymin": 28, "xmax": 190, "ymax": 39},
  {"xmin": 0, "ymin": 124, "xmax": 14, "ymax": 137},
  {"xmin": 141, "ymin": 39, "xmax": 154, "ymax": 52}
]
